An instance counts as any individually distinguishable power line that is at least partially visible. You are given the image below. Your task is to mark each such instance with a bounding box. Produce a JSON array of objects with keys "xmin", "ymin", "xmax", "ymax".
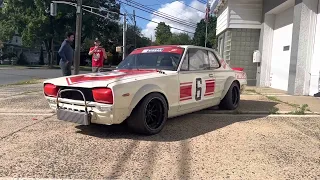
[
  {"xmin": 134, "ymin": 14, "xmax": 194, "ymax": 34},
  {"xmin": 80, "ymin": 2, "xmax": 195, "ymax": 35},
  {"xmin": 119, "ymin": 0, "xmax": 197, "ymax": 28},
  {"xmin": 154, "ymin": 0, "xmax": 204, "ymax": 23},
  {"xmin": 197, "ymin": 0, "xmax": 206, "ymax": 4},
  {"xmin": 126, "ymin": 0, "xmax": 197, "ymax": 27},
  {"xmin": 169, "ymin": 0, "xmax": 205, "ymax": 13}
]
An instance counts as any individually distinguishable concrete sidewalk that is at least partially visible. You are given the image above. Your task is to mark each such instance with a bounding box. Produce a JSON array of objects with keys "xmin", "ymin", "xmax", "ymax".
[{"xmin": 207, "ymin": 87, "xmax": 320, "ymax": 115}]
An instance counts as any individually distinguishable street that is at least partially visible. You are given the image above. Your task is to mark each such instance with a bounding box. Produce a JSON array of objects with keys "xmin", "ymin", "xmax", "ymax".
[
  {"xmin": 0, "ymin": 83, "xmax": 319, "ymax": 179},
  {"xmin": 0, "ymin": 68, "xmax": 88, "ymax": 85}
]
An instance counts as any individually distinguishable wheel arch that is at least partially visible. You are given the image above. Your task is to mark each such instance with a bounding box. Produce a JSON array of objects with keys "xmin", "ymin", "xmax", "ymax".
[
  {"xmin": 128, "ymin": 84, "xmax": 169, "ymax": 115},
  {"xmin": 221, "ymin": 76, "xmax": 240, "ymax": 99}
]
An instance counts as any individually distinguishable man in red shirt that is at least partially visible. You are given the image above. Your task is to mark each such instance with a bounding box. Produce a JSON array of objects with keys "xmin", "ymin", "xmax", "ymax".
[{"xmin": 88, "ymin": 38, "xmax": 108, "ymax": 73}]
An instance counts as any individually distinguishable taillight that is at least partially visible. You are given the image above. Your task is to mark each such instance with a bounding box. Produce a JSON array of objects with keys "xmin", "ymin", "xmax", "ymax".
[
  {"xmin": 44, "ymin": 83, "xmax": 59, "ymax": 97},
  {"xmin": 92, "ymin": 87, "xmax": 113, "ymax": 104},
  {"xmin": 232, "ymin": 67, "xmax": 244, "ymax": 71}
]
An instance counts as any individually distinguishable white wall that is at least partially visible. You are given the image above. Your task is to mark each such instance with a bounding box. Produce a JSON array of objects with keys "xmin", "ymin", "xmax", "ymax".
[
  {"xmin": 228, "ymin": 0, "xmax": 263, "ymax": 29},
  {"xmin": 216, "ymin": 6, "xmax": 229, "ymax": 35},
  {"xmin": 309, "ymin": 0, "xmax": 320, "ymax": 96},
  {"xmin": 270, "ymin": 7, "xmax": 294, "ymax": 91}
]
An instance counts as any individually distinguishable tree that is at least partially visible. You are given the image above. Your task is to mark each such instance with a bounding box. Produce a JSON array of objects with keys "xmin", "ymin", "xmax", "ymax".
[
  {"xmin": 193, "ymin": 16, "xmax": 217, "ymax": 48},
  {"xmin": 39, "ymin": 45, "xmax": 44, "ymax": 65},
  {"xmin": 155, "ymin": 22, "xmax": 172, "ymax": 45},
  {"xmin": 124, "ymin": 24, "xmax": 151, "ymax": 48},
  {"xmin": 169, "ymin": 33, "xmax": 192, "ymax": 45},
  {"xmin": 0, "ymin": 0, "xmax": 120, "ymax": 66}
]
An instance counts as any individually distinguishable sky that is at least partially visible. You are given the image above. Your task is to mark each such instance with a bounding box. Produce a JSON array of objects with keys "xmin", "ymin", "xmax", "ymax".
[{"xmin": 118, "ymin": 0, "xmax": 216, "ymax": 40}]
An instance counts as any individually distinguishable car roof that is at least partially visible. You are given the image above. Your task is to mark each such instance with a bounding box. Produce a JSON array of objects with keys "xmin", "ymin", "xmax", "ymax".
[{"xmin": 134, "ymin": 45, "xmax": 216, "ymax": 52}]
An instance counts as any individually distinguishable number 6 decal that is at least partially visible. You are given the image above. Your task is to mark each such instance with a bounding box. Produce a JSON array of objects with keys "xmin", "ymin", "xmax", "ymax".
[{"xmin": 195, "ymin": 78, "xmax": 202, "ymax": 101}]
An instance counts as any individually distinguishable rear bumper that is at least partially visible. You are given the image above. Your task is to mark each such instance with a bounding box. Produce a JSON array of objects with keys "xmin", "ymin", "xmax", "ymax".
[{"xmin": 46, "ymin": 97, "xmax": 128, "ymax": 125}]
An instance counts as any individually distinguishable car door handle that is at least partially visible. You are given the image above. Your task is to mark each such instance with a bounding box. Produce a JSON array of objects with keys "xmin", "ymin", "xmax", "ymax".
[{"xmin": 209, "ymin": 74, "xmax": 214, "ymax": 78}]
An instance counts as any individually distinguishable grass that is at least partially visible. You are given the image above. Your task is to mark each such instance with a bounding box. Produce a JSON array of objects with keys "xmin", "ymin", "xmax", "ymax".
[
  {"xmin": 288, "ymin": 104, "xmax": 310, "ymax": 115},
  {"xmin": 0, "ymin": 79, "xmax": 43, "ymax": 87},
  {"xmin": 269, "ymin": 107, "xmax": 280, "ymax": 114},
  {"xmin": 266, "ymin": 96, "xmax": 300, "ymax": 108},
  {"xmin": 245, "ymin": 90, "xmax": 313, "ymax": 115},
  {"xmin": 244, "ymin": 89, "xmax": 262, "ymax": 95}
]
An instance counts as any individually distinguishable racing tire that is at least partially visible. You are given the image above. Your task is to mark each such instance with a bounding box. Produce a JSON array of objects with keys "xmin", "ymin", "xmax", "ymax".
[
  {"xmin": 127, "ymin": 93, "xmax": 168, "ymax": 135},
  {"xmin": 219, "ymin": 82, "xmax": 240, "ymax": 110}
]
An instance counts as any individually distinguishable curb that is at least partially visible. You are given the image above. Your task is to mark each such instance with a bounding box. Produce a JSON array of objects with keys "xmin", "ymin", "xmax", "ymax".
[{"xmin": 198, "ymin": 110, "xmax": 320, "ymax": 115}]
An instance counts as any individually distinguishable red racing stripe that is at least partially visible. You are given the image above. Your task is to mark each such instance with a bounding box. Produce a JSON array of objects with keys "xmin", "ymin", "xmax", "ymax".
[
  {"xmin": 180, "ymin": 85, "xmax": 192, "ymax": 100},
  {"xmin": 205, "ymin": 80, "xmax": 215, "ymax": 96}
]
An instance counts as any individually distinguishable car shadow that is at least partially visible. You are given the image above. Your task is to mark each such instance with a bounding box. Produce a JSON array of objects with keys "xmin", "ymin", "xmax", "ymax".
[{"xmin": 75, "ymin": 100, "xmax": 278, "ymax": 142}]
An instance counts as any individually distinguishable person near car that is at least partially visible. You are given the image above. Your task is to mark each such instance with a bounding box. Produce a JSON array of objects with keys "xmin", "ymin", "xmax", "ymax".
[
  {"xmin": 88, "ymin": 38, "xmax": 108, "ymax": 73},
  {"xmin": 58, "ymin": 32, "xmax": 74, "ymax": 76}
]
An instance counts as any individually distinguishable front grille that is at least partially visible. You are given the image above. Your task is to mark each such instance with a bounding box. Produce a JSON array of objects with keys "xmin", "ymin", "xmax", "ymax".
[{"xmin": 59, "ymin": 86, "xmax": 94, "ymax": 102}]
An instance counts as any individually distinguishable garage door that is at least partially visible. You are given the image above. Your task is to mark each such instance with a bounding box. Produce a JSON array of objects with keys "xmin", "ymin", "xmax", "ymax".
[{"xmin": 270, "ymin": 7, "xmax": 294, "ymax": 91}]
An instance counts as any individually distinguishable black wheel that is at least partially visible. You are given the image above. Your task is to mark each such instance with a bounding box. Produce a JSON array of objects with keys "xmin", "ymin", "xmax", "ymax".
[
  {"xmin": 127, "ymin": 93, "xmax": 168, "ymax": 135},
  {"xmin": 219, "ymin": 82, "xmax": 240, "ymax": 110}
]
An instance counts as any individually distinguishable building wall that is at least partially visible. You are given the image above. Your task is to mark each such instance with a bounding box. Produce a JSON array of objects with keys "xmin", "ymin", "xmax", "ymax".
[
  {"xmin": 288, "ymin": 0, "xmax": 318, "ymax": 95},
  {"xmin": 269, "ymin": 7, "xmax": 294, "ymax": 91},
  {"xmin": 229, "ymin": 28, "xmax": 260, "ymax": 85},
  {"xmin": 263, "ymin": 0, "xmax": 289, "ymax": 14},
  {"xmin": 309, "ymin": 0, "xmax": 320, "ymax": 96},
  {"xmin": 228, "ymin": 0, "xmax": 263, "ymax": 29},
  {"xmin": 217, "ymin": 6, "xmax": 229, "ymax": 35}
]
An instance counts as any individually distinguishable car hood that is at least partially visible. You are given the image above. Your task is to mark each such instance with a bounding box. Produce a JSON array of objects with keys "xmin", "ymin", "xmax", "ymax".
[{"xmin": 43, "ymin": 69, "xmax": 169, "ymax": 88}]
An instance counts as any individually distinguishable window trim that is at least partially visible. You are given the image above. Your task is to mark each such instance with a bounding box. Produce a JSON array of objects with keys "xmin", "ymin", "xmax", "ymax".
[
  {"xmin": 208, "ymin": 50, "xmax": 221, "ymax": 70},
  {"xmin": 177, "ymin": 47, "xmax": 221, "ymax": 73}
]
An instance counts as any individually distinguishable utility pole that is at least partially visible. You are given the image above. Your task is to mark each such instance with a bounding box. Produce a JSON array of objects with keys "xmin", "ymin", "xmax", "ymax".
[
  {"xmin": 122, "ymin": 13, "xmax": 127, "ymax": 60},
  {"xmin": 133, "ymin": 10, "xmax": 136, "ymax": 49},
  {"xmin": 205, "ymin": 0, "xmax": 209, "ymax": 47},
  {"xmin": 74, "ymin": 0, "xmax": 83, "ymax": 75}
]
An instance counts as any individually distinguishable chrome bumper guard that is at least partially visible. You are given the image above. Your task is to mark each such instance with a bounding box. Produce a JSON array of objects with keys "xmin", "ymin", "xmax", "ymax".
[{"xmin": 56, "ymin": 89, "xmax": 91, "ymax": 125}]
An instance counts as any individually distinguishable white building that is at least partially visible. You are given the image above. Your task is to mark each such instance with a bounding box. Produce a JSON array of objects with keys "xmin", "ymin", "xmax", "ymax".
[{"xmin": 212, "ymin": 0, "xmax": 320, "ymax": 97}]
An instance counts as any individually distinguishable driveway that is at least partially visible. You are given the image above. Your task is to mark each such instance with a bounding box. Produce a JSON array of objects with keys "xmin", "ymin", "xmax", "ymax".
[{"xmin": 0, "ymin": 84, "xmax": 319, "ymax": 179}]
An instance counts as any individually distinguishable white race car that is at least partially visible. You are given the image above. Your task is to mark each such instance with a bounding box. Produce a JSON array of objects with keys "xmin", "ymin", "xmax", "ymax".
[{"xmin": 43, "ymin": 45, "xmax": 247, "ymax": 135}]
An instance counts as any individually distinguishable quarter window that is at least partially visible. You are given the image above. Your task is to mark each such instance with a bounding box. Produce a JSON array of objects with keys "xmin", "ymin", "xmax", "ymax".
[{"xmin": 208, "ymin": 51, "xmax": 220, "ymax": 69}]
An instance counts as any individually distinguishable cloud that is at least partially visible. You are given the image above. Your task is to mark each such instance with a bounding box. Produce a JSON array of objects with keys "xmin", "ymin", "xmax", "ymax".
[{"xmin": 141, "ymin": 0, "xmax": 207, "ymax": 41}]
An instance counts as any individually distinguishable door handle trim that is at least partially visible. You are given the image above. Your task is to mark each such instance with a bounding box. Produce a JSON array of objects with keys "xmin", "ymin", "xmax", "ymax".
[{"xmin": 209, "ymin": 74, "xmax": 214, "ymax": 77}]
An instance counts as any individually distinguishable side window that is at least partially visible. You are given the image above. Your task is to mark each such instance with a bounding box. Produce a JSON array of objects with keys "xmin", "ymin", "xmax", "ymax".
[
  {"xmin": 189, "ymin": 49, "xmax": 210, "ymax": 71},
  {"xmin": 208, "ymin": 51, "xmax": 220, "ymax": 69}
]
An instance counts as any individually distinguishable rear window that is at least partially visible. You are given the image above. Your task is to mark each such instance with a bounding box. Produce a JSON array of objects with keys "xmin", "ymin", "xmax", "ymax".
[{"xmin": 117, "ymin": 47, "xmax": 185, "ymax": 71}]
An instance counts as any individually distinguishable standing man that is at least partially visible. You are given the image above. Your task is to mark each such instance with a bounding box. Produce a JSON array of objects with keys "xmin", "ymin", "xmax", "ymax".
[
  {"xmin": 58, "ymin": 32, "xmax": 74, "ymax": 76},
  {"xmin": 88, "ymin": 38, "xmax": 108, "ymax": 73}
]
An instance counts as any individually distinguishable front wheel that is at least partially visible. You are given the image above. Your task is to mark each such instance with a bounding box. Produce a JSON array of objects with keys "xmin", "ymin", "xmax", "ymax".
[
  {"xmin": 127, "ymin": 93, "xmax": 168, "ymax": 135},
  {"xmin": 219, "ymin": 82, "xmax": 240, "ymax": 110}
]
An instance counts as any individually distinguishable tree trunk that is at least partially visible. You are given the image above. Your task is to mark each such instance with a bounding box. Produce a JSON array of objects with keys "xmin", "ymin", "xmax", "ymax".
[
  {"xmin": 43, "ymin": 40, "xmax": 51, "ymax": 67},
  {"xmin": 49, "ymin": 37, "xmax": 54, "ymax": 68}
]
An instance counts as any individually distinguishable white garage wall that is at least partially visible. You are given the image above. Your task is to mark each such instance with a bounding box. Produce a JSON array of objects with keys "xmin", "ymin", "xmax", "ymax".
[
  {"xmin": 309, "ymin": 0, "xmax": 320, "ymax": 96},
  {"xmin": 270, "ymin": 7, "xmax": 294, "ymax": 91}
]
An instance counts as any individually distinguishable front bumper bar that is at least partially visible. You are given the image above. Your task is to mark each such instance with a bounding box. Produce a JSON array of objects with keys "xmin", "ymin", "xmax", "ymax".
[{"xmin": 56, "ymin": 89, "xmax": 91, "ymax": 125}]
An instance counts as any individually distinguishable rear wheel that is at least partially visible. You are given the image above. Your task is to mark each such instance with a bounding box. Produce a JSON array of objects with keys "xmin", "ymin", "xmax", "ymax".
[
  {"xmin": 219, "ymin": 82, "xmax": 240, "ymax": 110},
  {"xmin": 127, "ymin": 93, "xmax": 168, "ymax": 135}
]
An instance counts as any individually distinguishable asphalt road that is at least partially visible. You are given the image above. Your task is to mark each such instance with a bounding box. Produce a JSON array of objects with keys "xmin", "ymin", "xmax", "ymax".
[
  {"xmin": 0, "ymin": 83, "xmax": 319, "ymax": 179},
  {"xmin": 0, "ymin": 68, "xmax": 88, "ymax": 85}
]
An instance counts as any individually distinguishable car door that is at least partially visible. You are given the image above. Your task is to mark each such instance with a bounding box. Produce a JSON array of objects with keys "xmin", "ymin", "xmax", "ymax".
[
  {"xmin": 208, "ymin": 50, "xmax": 225, "ymax": 102},
  {"xmin": 178, "ymin": 48, "xmax": 216, "ymax": 112}
]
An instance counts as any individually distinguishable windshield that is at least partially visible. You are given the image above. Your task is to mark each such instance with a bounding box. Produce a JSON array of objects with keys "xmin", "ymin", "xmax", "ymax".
[{"xmin": 117, "ymin": 52, "xmax": 184, "ymax": 71}]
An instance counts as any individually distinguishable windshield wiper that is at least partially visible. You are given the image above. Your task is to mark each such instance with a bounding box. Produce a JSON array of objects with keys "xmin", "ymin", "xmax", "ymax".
[{"xmin": 156, "ymin": 69, "xmax": 166, "ymax": 74}]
